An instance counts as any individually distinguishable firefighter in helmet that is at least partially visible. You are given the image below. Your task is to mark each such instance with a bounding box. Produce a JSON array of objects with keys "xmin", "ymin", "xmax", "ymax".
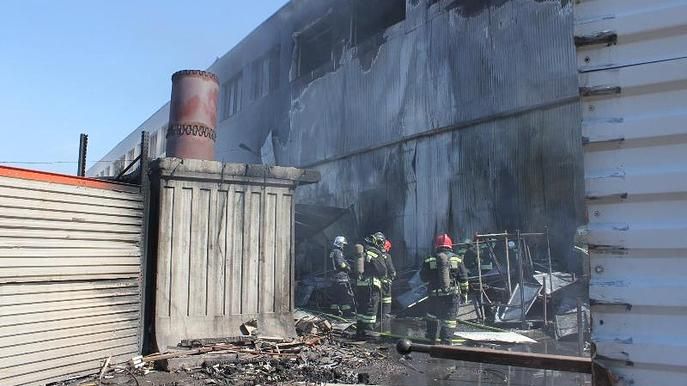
[
  {"xmin": 329, "ymin": 235, "xmax": 355, "ymax": 317},
  {"xmin": 420, "ymin": 233, "xmax": 469, "ymax": 344},
  {"xmin": 353, "ymin": 232, "xmax": 388, "ymax": 338},
  {"xmin": 380, "ymin": 238, "xmax": 396, "ymax": 333}
]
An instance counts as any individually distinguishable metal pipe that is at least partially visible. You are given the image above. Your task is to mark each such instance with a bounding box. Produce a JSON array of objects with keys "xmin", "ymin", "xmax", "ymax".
[
  {"xmin": 396, "ymin": 340, "xmax": 592, "ymax": 374},
  {"xmin": 577, "ymin": 298, "xmax": 584, "ymax": 357},
  {"xmin": 475, "ymin": 232, "xmax": 545, "ymax": 239},
  {"xmin": 166, "ymin": 70, "xmax": 219, "ymax": 160},
  {"xmin": 543, "ymin": 276, "xmax": 548, "ymax": 326},
  {"xmin": 77, "ymin": 133, "xmax": 88, "ymax": 177},
  {"xmin": 545, "ymin": 226, "xmax": 554, "ymax": 295},
  {"xmin": 517, "ymin": 230, "xmax": 526, "ymax": 329},
  {"xmin": 504, "ymin": 233, "xmax": 512, "ymax": 296},
  {"xmin": 475, "ymin": 232, "xmax": 510, "ymax": 238},
  {"xmin": 476, "ymin": 238, "xmax": 484, "ymax": 321}
]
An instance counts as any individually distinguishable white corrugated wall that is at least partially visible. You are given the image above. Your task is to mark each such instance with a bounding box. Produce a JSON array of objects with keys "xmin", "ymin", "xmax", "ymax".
[
  {"xmin": 576, "ymin": 0, "xmax": 687, "ymax": 384},
  {"xmin": 0, "ymin": 171, "xmax": 143, "ymax": 385}
]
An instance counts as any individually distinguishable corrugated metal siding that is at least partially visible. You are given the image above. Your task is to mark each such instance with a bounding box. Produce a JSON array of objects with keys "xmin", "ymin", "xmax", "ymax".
[
  {"xmin": 576, "ymin": 0, "xmax": 687, "ymax": 384},
  {"xmin": 285, "ymin": 0, "xmax": 585, "ymax": 270},
  {"xmin": 154, "ymin": 161, "xmax": 296, "ymax": 351},
  {"xmin": 0, "ymin": 173, "xmax": 143, "ymax": 385}
]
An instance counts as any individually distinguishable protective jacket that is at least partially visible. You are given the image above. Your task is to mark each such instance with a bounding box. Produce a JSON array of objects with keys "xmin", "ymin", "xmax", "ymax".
[
  {"xmin": 420, "ymin": 250, "xmax": 469, "ymax": 296},
  {"xmin": 355, "ymin": 245, "xmax": 387, "ymax": 289},
  {"xmin": 329, "ymin": 247, "xmax": 350, "ymax": 283}
]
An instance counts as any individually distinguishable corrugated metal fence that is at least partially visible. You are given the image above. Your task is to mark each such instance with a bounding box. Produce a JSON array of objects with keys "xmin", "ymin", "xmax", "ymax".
[
  {"xmin": 576, "ymin": 0, "xmax": 687, "ymax": 384},
  {"xmin": 0, "ymin": 167, "xmax": 143, "ymax": 385}
]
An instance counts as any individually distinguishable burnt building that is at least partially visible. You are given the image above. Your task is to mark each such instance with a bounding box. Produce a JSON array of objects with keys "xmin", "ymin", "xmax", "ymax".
[{"xmin": 89, "ymin": 0, "xmax": 584, "ymax": 271}]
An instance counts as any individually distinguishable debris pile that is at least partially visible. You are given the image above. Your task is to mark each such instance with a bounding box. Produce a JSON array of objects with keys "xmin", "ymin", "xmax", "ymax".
[{"xmin": 139, "ymin": 334, "xmax": 399, "ymax": 385}]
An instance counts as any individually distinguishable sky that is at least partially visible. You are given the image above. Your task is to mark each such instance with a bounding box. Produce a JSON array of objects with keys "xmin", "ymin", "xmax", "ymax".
[{"xmin": 0, "ymin": 0, "xmax": 288, "ymax": 174}]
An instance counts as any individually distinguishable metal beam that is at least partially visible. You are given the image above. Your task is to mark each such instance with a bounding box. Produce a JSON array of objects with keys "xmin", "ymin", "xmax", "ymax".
[{"xmin": 396, "ymin": 340, "xmax": 592, "ymax": 374}]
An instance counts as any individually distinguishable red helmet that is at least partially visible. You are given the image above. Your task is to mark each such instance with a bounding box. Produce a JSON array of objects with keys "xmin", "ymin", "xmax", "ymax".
[
  {"xmin": 434, "ymin": 234, "xmax": 453, "ymax": 250},
  {"xmin": 384, "ymin": 239, "xmax": 392, "ymax": 252}
]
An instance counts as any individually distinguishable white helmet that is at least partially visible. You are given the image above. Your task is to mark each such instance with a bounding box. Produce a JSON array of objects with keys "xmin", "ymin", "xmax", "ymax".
[{"xmin": 333, "ymin": 236, "xmax": 348, "ymax": 249}]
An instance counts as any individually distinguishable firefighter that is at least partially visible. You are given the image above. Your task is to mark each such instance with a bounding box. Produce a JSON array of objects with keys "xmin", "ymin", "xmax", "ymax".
[
  {"xmin": 380, "ymin": 238, "xmax": 396, "ymax": 333},
  {"xmin": 329, "ymin": 236, "xmax": 355, "ymax": 317},
  {"xmin": 420, "ymin": 233, "xmax": 469, "ymax": 345},
  {"xmin": 353, "ymin": 232, "xmax": 388, "ymax": 338}
]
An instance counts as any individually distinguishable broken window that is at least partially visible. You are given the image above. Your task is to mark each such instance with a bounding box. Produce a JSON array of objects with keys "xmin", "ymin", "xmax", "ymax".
[
  {"xmin": 160, "ymin": 126, "xmax": 167, "ymax": 156},
  {"xmin": 221, "ymin": 72, "xmax": 242, "ymax": 120},
  {"xmin": 127, "ymin": 147, "xmax": 136, "ymax": 164},
  {"xmin": 113, "ymin": 156, "xmax": 125, "ymax": 176},
  {"xmin": 251, "ymin": 46, "xmax": 281, "ymax": 100},
  {"xmin": 296, "ymin": 16, "xmax": 346, "ymax": 80},
  {"xmin": 149, "ymin": 131, "xmax": 158, "ymax": 157},
  {"xmin": 353, "ymin": 0, "xmax": 406, "ymax": 45}
]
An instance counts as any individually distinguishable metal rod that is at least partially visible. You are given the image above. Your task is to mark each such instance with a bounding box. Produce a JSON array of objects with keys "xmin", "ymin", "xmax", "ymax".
[
  {"xmin": 476, "ymin": 238, "xmax": 484, "ymax": 321},
  {"xmin": 475, "ymin": 232, "xmax": 510, "ymax": 238},
  {"xmin": 115, "ymin": 154, "xmax": 141, "ymax": 180},
  {"xmin": 576, "ymin": 298, "xmax": 584, "ymax": 357},
  {"xmin": 517, "ymin": 230, "xmax": 527, "ymax": 329},
  {"xmin": 77, "ymin": 133, "xmax": 88, "ymax": 177},
  {"xmin": 543, "ymin": 276, "xmax": 548, "ymax": 326},
  {"xmin": 525, "ymin": 241, "xmax": 534, "ymax": 272},
  {"xmin": 504, "ymin": 233, "xmax": 512, "ymax": 296},
  {"xmin": 545, "ymin": 226, "xmax": 554, "ymax": 295},
  {"xmin": 396, "ymin": 340, "xmax": 592, "ymax": 374},
  {"xmin": 475, "ymin": 232, "xmax": 545, "ymax": 239}
]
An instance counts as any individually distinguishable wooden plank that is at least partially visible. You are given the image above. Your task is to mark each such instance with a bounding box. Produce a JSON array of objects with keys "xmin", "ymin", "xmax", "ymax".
[
  {"xmin": 0, "ymin": 238, "xmax": 138, "ymax": 249},
  {"xmin": 0, "ymin": 303, "xmax": 140, "ymax": 327},
  {"xmin": 0, "ymin": 207, "xmax": 142, "ymax": 226},
  {"xmin": 261, "ymin": 193, "xmax": 277, "ymax": 313},
  {"xmin": 189, "ymin": 188, "xmax": 210, "ymax": 316},
  {"xmin": 1, "ymin": 327, "xmax": 139, "ymax": 364},
  {"xmin": 211, "ymin": 189, "xmax": 227, "ymax": 316},
  {"xmin": 0, "ymin": 278, "xmax": 138, "ymax": 296},
  {"xmin": 0, "ymin": 311, "xmax": 139, "ymax": 338},
  {"xmin": 0, "ymin": 195, "xmax": 142, "ymax": 217},
  {"xmin": 229, "ymin": 190, "xmax": 244, "ymax": 315},
  {"xmin": 171, "ymin": 187, "xmax": 192, "ymax": 318},
  {"xmin": 0, "ymin": 218, "xmax": 140, "ymax": 234},
  {"xmin": 0, "ymin": 257, "xmax": 141, "ymax": 268},
  {"xmin": 0, "ymin": 265, "xmax": 140, "ymax": 280},
  {"xmin": 0, "ymin": 294, "xmax": 141, "ymax": 316},
  {"xmin": 1, "ymin": 351, "xmax": 137, "ymax": 386},
  {"xmin": 277, "ymin": 193, "xmax": 293, "ymax": 313},
  {"xmin": 0, "ymin": 185, "xmax": 142, "ymax": 210},
  {"xmin": 242, "ymin": 190, "xmax": 261, "ymax": 315},
  {"xmin": 0, "ymin": 228, "xmax": 141, "ymax": 241},
  {"xmin": 0, "ymin": 175, "xmax": 141, "ymax": 200},
  {"xmin": 1, "ymin": 273, "xmax": 140, "ymax": 284},
  {"xmin": 0, "ymin": 338, "xmax": 138, "ymax": 379},
  {"xmin": 156, "ymin": 186, "xmax": 174, "ymax": 317},
  {"xmin": 0, "ymin": 247, "xmax": 140, "ymax": 258},
  {"xmin": 0, "ymin": 285, "xmax": 139, "ymax": 306}
]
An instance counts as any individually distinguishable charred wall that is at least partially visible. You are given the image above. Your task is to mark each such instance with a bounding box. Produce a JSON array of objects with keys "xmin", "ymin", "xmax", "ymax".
[{"xmin": 214, "ymin": 0, "xmax": 584, "ymax": 270}]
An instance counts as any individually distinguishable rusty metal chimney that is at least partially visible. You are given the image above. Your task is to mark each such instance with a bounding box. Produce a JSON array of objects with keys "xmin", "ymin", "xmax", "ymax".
[{"xmin": 165, "ymin": 70, "xmax": 219, "ymax": 160}]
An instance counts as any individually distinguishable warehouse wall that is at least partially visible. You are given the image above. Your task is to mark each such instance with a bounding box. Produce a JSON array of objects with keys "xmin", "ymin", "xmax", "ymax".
[
  {"xmin": 221, "ymin": 0, "xmax": 584, "ymax": 269},
  {"xmin": 95, "ymin": 0, "xmax": 584, "ymax": 270}
]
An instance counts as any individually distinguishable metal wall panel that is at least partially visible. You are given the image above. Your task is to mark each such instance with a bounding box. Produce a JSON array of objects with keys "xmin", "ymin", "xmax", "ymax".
[
  {"xmin": 576, "ymin": 1, "xmax": 687, "ymax": 384},
  {"xmin": 0, "ymin": 169, "xmax": 143, "ymax": 386},
  {"xmin": 152, "ymin": 159, "xmax": 308, "ymax": 351}
]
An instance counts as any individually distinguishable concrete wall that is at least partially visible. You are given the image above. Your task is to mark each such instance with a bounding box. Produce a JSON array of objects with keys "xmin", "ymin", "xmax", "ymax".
[{"xmin": 151, "ymin": 158, "xmax": 318, "ymax": 350}]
